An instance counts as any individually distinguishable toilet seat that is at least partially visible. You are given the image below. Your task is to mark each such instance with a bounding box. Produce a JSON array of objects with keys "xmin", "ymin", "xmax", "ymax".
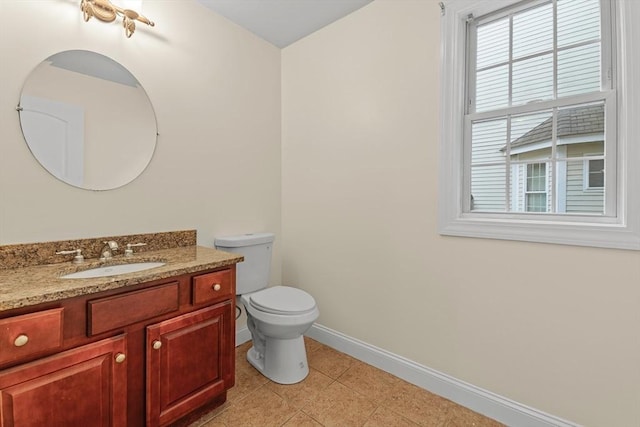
[{"xmin": 249, "ymin": 286, "xmax": 317, "ymax": 315}]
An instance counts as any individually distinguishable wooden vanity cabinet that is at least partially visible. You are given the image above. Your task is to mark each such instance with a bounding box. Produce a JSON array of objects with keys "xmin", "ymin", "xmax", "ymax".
[
  {"xmin": 0, "ymin": 335, "xmax": 127, "ymax": 427},
  {"xmin": 0, "ymin": 266, "xmax": 236, "ymax": 427},
  {"xmin": 146, "ymin": 302, "xmax": 233, "ymax": 426}
]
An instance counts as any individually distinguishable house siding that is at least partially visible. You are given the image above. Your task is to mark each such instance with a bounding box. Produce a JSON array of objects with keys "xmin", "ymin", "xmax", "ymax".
[{"xmin": 565, "ymin": 142, "xmax": 604, "ymax": 213}]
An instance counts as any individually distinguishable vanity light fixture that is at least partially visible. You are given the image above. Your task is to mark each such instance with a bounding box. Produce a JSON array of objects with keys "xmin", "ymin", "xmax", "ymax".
[{"xmin": 80, "ymin": 0, "xmax": 154, "ymax": 38}]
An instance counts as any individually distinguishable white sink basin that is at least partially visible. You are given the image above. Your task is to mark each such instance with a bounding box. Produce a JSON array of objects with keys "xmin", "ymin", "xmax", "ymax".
[{"xmin": 60, "ymin": 262, "xmax": 166, "ymax": 279}]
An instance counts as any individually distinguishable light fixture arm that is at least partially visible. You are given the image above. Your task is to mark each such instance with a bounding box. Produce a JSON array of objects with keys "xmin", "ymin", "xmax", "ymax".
[{"xmin": 80, "ymin": 0, "xmax": 155, "ymax": 38}]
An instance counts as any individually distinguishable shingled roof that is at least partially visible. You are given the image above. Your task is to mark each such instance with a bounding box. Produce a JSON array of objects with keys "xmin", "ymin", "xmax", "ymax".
[{"xmin": 509, "ymin": 104, "xmax": 604, "ymax": 149}]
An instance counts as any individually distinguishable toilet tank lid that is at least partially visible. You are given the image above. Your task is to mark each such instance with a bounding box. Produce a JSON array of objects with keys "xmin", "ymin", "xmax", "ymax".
[{"xmin": 215, "ymin": 232, "xmax": 275, "ymax": 247}]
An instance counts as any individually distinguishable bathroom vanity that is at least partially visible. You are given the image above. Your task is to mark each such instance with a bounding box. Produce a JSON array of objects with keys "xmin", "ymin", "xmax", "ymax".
[{"xmin": 0, "ymin": 231, "xmax": 243, "ymax": 427}]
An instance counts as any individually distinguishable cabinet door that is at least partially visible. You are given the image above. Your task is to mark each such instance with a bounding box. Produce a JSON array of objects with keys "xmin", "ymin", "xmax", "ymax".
[
  {"xmin": 146, "ymin": 302, "xmax": 233, "ymax": 427},
  {"xmin": 0, "ymin": 335, "xmax": 127, "ymax": 427}
]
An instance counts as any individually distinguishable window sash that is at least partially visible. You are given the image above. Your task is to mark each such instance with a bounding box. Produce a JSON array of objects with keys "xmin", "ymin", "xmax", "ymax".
[
  {"xmin": 466, "ymin": 0, "xmax": 614, "ymax": 115},
  {"xmin": 463, "ymin": 91, "xmax": 615, "ymax": 217}
]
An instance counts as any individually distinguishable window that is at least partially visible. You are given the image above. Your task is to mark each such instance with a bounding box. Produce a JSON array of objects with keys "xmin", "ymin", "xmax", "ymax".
[
  {"xmin": 439, "ymin": 0, "xmax": 640, "ymax": 250},
  {"xmin": 468, "ymin": 0, "xmax": 612, "ymax": 216},
  {"xmin": 585, "ymin": 158, "xmax": 604, "ymax": 189},
  {"xmin": 525, "ymin": 163, "xmax": 547, "ymax": 212}
]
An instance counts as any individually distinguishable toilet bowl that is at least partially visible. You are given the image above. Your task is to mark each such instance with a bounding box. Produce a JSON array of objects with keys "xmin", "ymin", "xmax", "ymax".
[
  {"xmin": 242, "ymin": 286, "xmax": 319, "ymax": 384},
  {"xmin": 214, "ymin": 233, "xmax": 319, "ymax": 384}
]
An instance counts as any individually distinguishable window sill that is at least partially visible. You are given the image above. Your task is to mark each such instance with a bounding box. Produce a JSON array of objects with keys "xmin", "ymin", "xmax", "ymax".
[{"xmin": 439, "ymin": 215, "xmax": 640, "ymax": 250}]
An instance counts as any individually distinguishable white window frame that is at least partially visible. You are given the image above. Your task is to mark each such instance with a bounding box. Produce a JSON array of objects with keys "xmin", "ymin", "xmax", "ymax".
[{"xmin": 438, "ymin": 0, "xmax": 640, "ymax": 250}]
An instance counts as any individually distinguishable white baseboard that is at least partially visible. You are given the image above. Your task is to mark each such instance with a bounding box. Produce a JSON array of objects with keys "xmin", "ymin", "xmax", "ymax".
[
  {"xmin": 236, "ymin": 326, "xmax": 251, "ymax": 346},
  {"xmin": 306, "ymin": 323, "xmax": 581, "ymax": 427}
]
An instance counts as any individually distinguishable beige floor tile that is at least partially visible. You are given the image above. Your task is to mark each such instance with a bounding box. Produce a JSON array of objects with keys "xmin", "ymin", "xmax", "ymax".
[
  {"xmin": 227, "ymin": 344, "xmax": 270, "ymax": 403},
  {"xmin": 383, "ymin": 380, "xmax": 453, "ymax": 426},
  {"xmin": 304, "ymin": 336, "xmax": 324, "ymax": 354},
  {"xmin": 265, "ymin": 368, "xmax": 334, "ymax": 409},
  {"xmin": 443, "ymin": 405, "xmax": 505, "ymax": 426},
  {"xmin": 302, "ymin": 380, "xmax": 377, "ymax": 427},
  {"xmin": 282, "ymin": 411, "xmax": 324, "ymax": 426},
  {"xmin": 363, "ymin": 406, "xmax": 421, "ymax": 426},
  {"xmin": 198, "ymin": 419, "xmax": 227, "ymax": 427},
  {"xmin": 213, "ymin": 388, "xmax": 298, "ymax": 427},
  {"xmin": 192, "ymin": 340, "xmax": 504, "ymax": 427},
  {"xmin": 236, "ymin": 340, "xmax": 253, "ymax": 353},
  {"xmin": 188, "ymin": 401, "xmax": 232, "ymax": 427},
  {"xmin": 227, "ymin": 364, "xmax": 269, "ymax": 403},
  {"xmin": 337, "ymin": 358, "xmax": 402, "ymax": 404},
  {"xmin": 235, "ymin": 341, "xmax": 255, "ymax": 372},
  {"xmin": 307, "ymin": 344, "xmax": 355, "ymax": 379}
]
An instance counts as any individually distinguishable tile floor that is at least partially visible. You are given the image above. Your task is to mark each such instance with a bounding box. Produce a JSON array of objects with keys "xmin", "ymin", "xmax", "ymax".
[{"xmin": 190, "ymin": 338, "xmax": 504, "ymax": 427}]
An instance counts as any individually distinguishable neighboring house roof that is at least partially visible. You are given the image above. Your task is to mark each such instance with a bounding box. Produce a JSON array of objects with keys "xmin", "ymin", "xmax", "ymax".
[{"xmin": 507, "ymin": 104, "xmax": 604, "ymax": 151}]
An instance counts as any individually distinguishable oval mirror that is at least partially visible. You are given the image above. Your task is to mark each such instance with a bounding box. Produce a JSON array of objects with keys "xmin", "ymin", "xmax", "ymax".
[{"xmin": 18, "ymin": 50, "xmax": 157, "ymax": 190}]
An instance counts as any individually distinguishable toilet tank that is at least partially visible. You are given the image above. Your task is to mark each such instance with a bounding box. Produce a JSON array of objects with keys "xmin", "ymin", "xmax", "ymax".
[{"xmin": 214, "ymin": 233, "xmax": 274, "ymax": 295}]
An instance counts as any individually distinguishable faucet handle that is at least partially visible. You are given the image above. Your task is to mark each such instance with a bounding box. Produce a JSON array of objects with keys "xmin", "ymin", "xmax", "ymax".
[
  {"xmin": 124, "ymin": 242, "xmax": 146, "ymax": 257},
  {"xmin": 56, "ymin": 248, "xmax": 84, "ymax": 264}
]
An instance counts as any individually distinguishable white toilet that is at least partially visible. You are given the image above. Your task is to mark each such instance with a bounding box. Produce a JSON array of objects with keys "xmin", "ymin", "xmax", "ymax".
[{"xmin": 214, "ymin": 233, "xmax": 319, "ymax": 384}]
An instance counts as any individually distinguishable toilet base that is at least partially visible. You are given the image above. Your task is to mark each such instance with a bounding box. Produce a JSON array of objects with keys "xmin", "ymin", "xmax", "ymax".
[{"xmin": 246, "ymin": 335, "xmax": 309, "ymax": 384}]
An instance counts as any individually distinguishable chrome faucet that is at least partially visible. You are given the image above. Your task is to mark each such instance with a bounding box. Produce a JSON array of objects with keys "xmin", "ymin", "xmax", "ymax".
[{"xmin": 99, "ymin": 241, "xmax": 119, "ymax": 261}]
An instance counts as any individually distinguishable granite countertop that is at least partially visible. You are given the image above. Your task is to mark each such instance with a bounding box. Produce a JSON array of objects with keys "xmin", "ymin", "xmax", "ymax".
[{"xmin": 0, "ymin": 246, "xmax": 243, "ymax": 311}]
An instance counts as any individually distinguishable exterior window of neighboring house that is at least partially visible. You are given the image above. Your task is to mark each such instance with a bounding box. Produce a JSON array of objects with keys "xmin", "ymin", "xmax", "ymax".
[
  {"xmin": 439, "ymin": 0, "xmax": 640, "ymax": 249},
  {"xmin": 586, "ymin": 158, "xmax": 604, "ymax": 189},
  {"xmin": 526, "ymin": 163, "xmax": 547, "ymax": 212}
]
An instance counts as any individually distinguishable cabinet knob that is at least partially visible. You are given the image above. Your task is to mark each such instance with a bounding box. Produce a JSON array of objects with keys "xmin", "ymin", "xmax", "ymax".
[
  {"xmin": 115, "ymin": 353, "xmax": 126, "ymax": 363},
  {"xmin": 152, "ymin": 340, "xmax": 162, "ymax": 350},
  {"xmin": 14, "ymin": 334, "xmax": 29, "ymax": 347},
  {"xmin": 212, "ymin": 283, "xmax": 221, "ymax": 291}
]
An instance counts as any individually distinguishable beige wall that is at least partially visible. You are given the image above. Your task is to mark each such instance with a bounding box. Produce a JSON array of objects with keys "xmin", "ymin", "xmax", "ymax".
[
  {"xmin": 282, "ymin": 1, "xmax": 640, "ymax": 426},
  {"xmin": 0, "ymin": 1, "xmax": 282, "ymax": 284}
]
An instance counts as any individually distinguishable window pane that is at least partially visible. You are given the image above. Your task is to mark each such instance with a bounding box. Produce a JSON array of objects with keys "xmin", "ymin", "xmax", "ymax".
[
  {"xmin": 513, "ymin": 3, "xmax": 553, "ymax": 59},
  {"xmin": 477, "ymin": 18, "xmax": 509, "ymax": 69},
  {"xmin": 558, "ymin": 0, "xmax": 600, "ymax": 48},
  {"xmin": 558, "ymin": 103, "xmax": 604, "ymax": 143},
  {"xmin": 588, "ymin": 159, "xmax": 604, "ymax": 187},
  {"xmin": 471, "ymin": 119, "xmax": 507, "ymax": 212},
  {"xmin": 512, "ymin": 54, "xmax": 553, "ymax": 105},
  {"xmin": 476, "ymin": 65, "xmax": 509, "ymax": 112},
  {"xmin": 558, "ymin": 43, "xmax": 601, "ymax": 97},
  {"xmin": 472, "ymin": 119, "xmax": 507, "ymax": 164},
  {"xmin": 527, "ymin": 163, "xmax": 546, "ymax": 191},
  {"xmin": 510, "ymin": 111, "xmax": 553, "ymax": 155},
  {"xmin": 558, "ymin": 102, "xmax": 605, "ymax": 214},
  {"xmin": 562, "ymin": 159, "xmax": 605, "ymax": 213},
  {"xmin": 526, "ymin": 193, "xmax": 547, "ymax": 212},
  {"xmin": 471, "ymin": 165, "xmax": 506, "ymax": 212}
]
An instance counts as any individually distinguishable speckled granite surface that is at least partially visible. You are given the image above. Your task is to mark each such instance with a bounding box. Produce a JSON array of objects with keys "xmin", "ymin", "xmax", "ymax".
[
  {"xmin": 0, "ymin": 230, "xmax": 197, "ymax": 269},
  {"xmin": 0, "ymin": 245, "xmax": 243, "ymax": 311}
]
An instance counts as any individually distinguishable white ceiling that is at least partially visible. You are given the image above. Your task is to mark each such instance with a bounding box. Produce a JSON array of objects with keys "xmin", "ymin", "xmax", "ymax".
[{"xmin": 196, "ymin": 0, "xmax": 373, "ymax": 48}]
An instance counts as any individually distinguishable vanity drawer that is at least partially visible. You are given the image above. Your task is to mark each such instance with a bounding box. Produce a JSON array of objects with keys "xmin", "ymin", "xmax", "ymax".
[
  {"xmin": 192, "ymin": 269, "xmax": 233, "ymax": 305},
  {"xmin": 0, "ymin": 308, "xmax": 64, "ymax": 365},
  {"xmin": 88, "ymin": 281, "xmax": 179, "ymax": 336}
]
